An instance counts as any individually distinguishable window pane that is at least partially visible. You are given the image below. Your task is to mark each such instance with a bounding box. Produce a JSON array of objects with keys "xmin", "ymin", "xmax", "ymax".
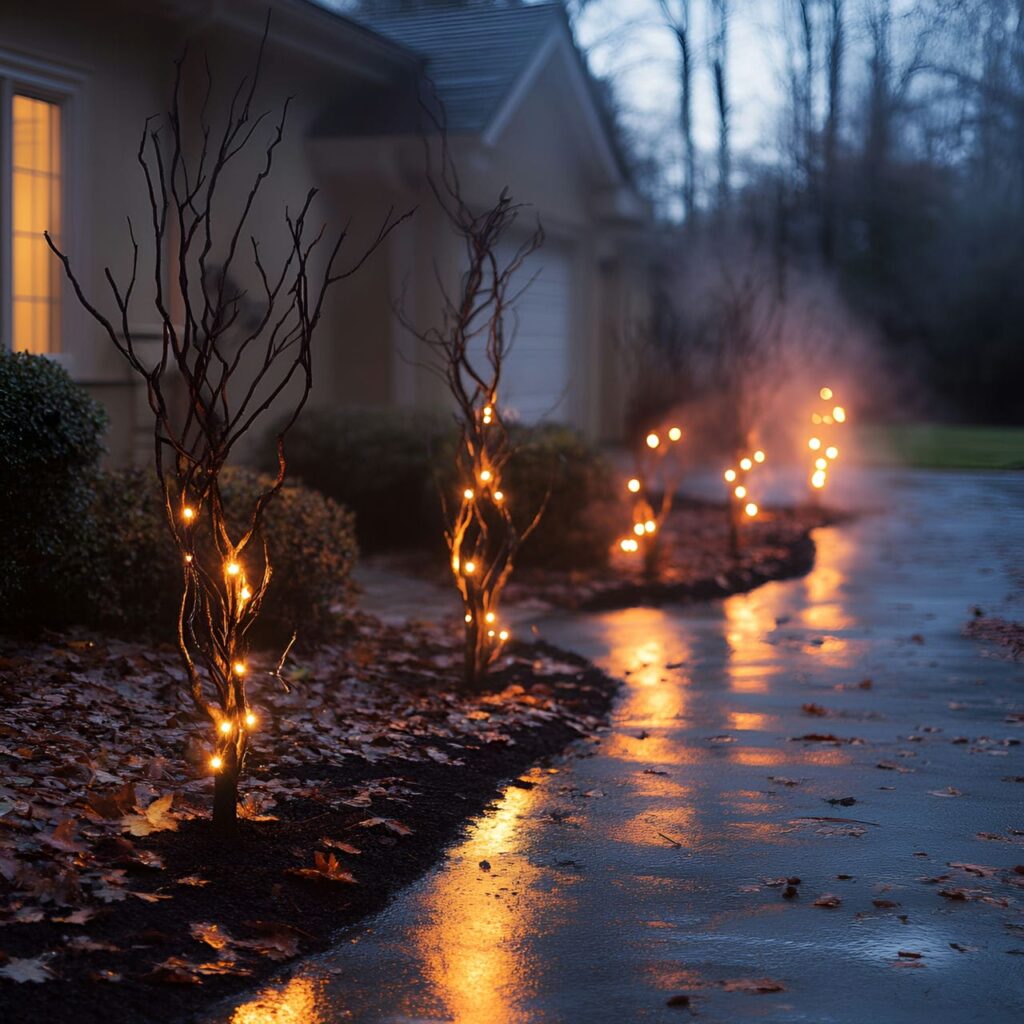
[{"xmin": 12, "ymin": 94, "xmax": 62, "ymax": 354}]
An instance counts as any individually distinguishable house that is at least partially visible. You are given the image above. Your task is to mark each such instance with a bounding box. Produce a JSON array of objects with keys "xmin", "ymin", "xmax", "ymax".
[{"xmin": 0, "ymin": 0, "xmax": 648, "ymax": 464}]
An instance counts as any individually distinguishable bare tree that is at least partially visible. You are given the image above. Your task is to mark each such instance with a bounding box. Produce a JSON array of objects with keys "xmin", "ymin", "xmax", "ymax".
[
  {"xmin": 659, "ymin": 0, "xmax": 698, "ymax": 222},
  {"xmin": 47, "ymin": 31, "xmax": 409, "ymax": 834},
  {"xmin": 405, "ymin": 113, "xmax": 545, "ymax": 691},
  {"xmin": 821, "ymin": 0, "xmax": 844, "ymax": 263}
]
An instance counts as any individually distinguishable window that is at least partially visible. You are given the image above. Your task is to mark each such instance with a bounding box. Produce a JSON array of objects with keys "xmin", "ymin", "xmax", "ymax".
[{"xmin": 11, "ymin": 93, "xmax": 61, "ymax": 354}]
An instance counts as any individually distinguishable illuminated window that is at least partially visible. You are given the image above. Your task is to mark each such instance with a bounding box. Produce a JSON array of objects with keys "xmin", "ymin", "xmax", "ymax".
[{"xmin": 12, "ymin": 94, "xmax": 61, "ymax": 354}]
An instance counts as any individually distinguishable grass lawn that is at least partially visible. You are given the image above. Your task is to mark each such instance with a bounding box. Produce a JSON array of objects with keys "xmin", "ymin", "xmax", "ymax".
[{"xmin": 858, "ymin": 423, "xmax": 1024, "ymax": 470}]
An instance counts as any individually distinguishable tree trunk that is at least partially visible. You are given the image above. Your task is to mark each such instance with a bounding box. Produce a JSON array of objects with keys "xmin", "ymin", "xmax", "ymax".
[
  {"xmin": 679, "ymin": 22, "xmax": 697, "ymax": 223},
  {"xmin": 212, "ymin": 754, "xmax": 239, "ymax": 836},
  {"xmin": 821, "ymin": 0, "xmax": 844, "ymax": 265},
  {"xmin": 710, "ymin": 0, "xmax": 730, "ymax": 209}
]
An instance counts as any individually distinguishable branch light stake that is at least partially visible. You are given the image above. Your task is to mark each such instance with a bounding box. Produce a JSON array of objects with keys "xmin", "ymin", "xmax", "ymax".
[
  {"xmin": 723, "ymin": 446, "xmax": 767, "ymax": 552},
  {"xmin": 617, "ymin": 424, "xmax": 686, "ymax": 574},
  {"xmin": 45, "ymin": 21, "xmax": 410, "ymax": 834},
  {"xmin": 808, "ymin": 386, "xmax": 848, "ymax": 494}
]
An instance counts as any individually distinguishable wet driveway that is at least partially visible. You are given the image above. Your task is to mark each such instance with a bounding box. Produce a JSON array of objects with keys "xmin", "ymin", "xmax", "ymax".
[{"xmin": 211, "ymin": 469, "xmax": 1024, "ymax": 1023}]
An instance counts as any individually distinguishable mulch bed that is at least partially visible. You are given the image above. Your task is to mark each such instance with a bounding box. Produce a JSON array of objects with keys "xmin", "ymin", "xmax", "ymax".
[
  {"xmin": 0, "ymin": 619, "xmax": 617, "ymax": 1024},
  {"xmin": 380, "ymin": 498, "xmax": 844, "ymax": 612}
]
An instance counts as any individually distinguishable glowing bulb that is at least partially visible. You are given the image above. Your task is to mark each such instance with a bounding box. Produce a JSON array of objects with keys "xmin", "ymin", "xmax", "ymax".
[
  {"xmin": 182, "ymin": 506, "xmax": 195, "ymax": 522},
  {"xmin": 627, "ymin": 478, "xmax": 641, "ymax": 493},
  {"xmin": 226, "ymin": 561, "xmax": 241, "ymax": 576},
  {"xmin": 820, "ymin": 387, "xmax": 833, "ymax": 400},
  {"xmin": 812, "ymin": 470, "xmax": 827, "ymax": 489},
  {"xmin": 485, "ymin": 612, "xmax": 496, "ymax": 623},
  {"xmin": 744, "ymin": 502, "xmax": 759, "ymax": 518},
  {"xmin": 823, "ymin": 415, "xmax": 834, "ymax": 425},
  {"xmin": 644, "ymin": 519, "xmax": 656, "ymax": 534},
  {"xmin": 210, "ymin": 755, "xmax": 223, "ymax": 771},
  {"xmin": 815, "ymin": 457, "xmax": 828, "ymax": 470},
  {"xmin": 483, "ymin": 405, "xmax": 493, "ymax": 418},
  {"xmin": 740, "ymin": 457, "xmax": 753, "ymax": 471},
  {"xmin": 753, "ymin": 450, "xmax": 765, "ymax": 463},
  {"xmin": 465, "ymin": 613, "xmax": 472, "ymax": 623},
  {"xmin": 464, "ymin": 560, "xmax": 476, "ymax": 574},
  {"xmin": 480, "ymin": 470, "xmax": 492, "ymax": 483},
  {"xmin": 825, "ymin": 445, "xmax": 838, "ymax": 459},
  {"xmin": 498, "ymin": 630, "xmax": 509, "ymax": 641},
  {"xmin": 487, "ymin": 629, "xmax": 496, "ymax": 638},
  {"xmin": 244, "ymin": 712, "xmax": 257, "ymax": 729},
  {"xmin": 724, "ymin": 469, "xmax": 737, "ymax": 482},
  {"xmin": 734, "ymin": 485, "xmax": 747, "ymax": 499},
  {"xmin": 619, "ymin": 539, "xmax": 632, "ymax": 552},
  {"xmin": 668, "ymin": 426, "xmax": 682, "ymax": 442},
  {"xmin": 240, "ymin": 586, "xmax": 252, "ymax": 601},
  {"xmin": 218, "ymin": 721, "xmax": 232, "ymax": 735},
  {"xmin": 233, "ymin": 661, "xmax": 246, "ymax": 676},
  {"xmin": 833, "ymin": 406, "xmax": 846, "ymax": 423},
  {"xmin": 463, "ymin": 488, "xmax": 474, "ymax": 500},
  {"xmin": 812, "ymin": 413, "xmax": 822, "ymax": 424},
  {"xmin": 808, "ymin": 437, "xmax": 822, "ymax": 451},
  {"xmin": 633, "ymin": 523, "xmax": 645, "ymax": 537},
  {"xmin": 493, "ymin": 490, "xmax": 504, "ymax": 502},
  {"xmin": 184, "ymin": 554, "xmax": 193, "ymax": 564},
  {"xmin": 646, "ymin": 433, "xmax": 660, "ymax": 449}
]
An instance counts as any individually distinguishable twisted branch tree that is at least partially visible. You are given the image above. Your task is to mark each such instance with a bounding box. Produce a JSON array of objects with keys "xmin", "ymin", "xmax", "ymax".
[{"xmin": 46, "ymin": 28, "xmax": 410, "ymax": 833}]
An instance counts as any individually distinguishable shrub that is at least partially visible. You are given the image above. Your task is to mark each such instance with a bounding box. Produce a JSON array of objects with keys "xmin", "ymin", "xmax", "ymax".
[
  {"xmin": 262, "ymin": 408, "xmax": 453, "ymax": 551},
  {"xmin": 504, "ymin": 425, "xmax": 622, "ymax": 570},
  {"xmin": 82, "ymin": 467, "xmax": 357, "ymax": 645},
  {"xmin": 0, "ymin": 351, "xmax": 107, "ymax": 628}
]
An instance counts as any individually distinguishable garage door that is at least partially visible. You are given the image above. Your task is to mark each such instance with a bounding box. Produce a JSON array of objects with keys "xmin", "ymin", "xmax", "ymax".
[{"xmin": 494, "ymin": 237, "xmax": 573, "ymax": 425}]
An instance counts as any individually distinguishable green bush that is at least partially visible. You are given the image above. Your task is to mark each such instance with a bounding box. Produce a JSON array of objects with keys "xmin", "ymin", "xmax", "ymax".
[
  {"xmin": 82, "ymin": 467, "xmax": 357, "ymax": 645},
  {"xmin": 504, "ymin": 425, "xmax": 622, "ymax": 570},
  {"xmin": 263, "ymin": 408, "xmax": 453, "ymax": 551},
  {"xmin": 0, "ymin": 351, "xmax": 107, "ymax": 628}
]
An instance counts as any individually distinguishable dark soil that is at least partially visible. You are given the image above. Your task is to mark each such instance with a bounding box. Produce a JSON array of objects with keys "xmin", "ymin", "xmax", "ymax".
[{"xmin": 0, "ymin": 639, "xmax": 617, "ymax": 1024}]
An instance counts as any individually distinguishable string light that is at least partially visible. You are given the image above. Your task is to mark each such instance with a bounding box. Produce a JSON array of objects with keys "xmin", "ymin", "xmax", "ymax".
[
  {"xmin": 740, "ymin": 457, "xmax": 753, "ymax": 471},
  {"xmin": 233, "ymin": 661, "xmax": 246, "ymax": 676},
  {"xmin": 808, "ymin": 437, "xmax": 822, "ymax": 451},
  {"xmin": 724, "ymin": 469, "xmax": 737, "ymax": 482},
  {"xmin": 493, "ymin": 490, "xmax": 504, "ymax": 502},
  {"xmin": 184, "ymin": 554, "xmax": 193, "ymax": 563},
  {"xmin": 825, "ymin": 445, "xmax": 839, "ymax": 460},
  {"xmin": 820, "ymin": 387, "xmax": 833, "ymax": 400},
  {"xmin": 480, "ymin": 470, "xmax": 492, "ymax": 483},
  {"xmin": 833, "ymin": 406, "xmax": 846, "ymax": 423},
  {"xmin": 644, "ymin": 519, "xmax": 656, "ymax": 533},
  {"xmin": 633, "ymin": 523, "xmax": 645, "ymax": 536},
  {"xmin": 811, "ymin": 470, "xmax": 827, "ymax": 488},
  {"xmin": 734, "ymin": 485, "xmax": 747, "ymax": 499},
  {"xmin": 465, "ymin": 613, "xmax": 473, "ymax": 623},
  {"xmin": 485, "ymin": 611, "xmax": 496, "ymax": 623},
  {"xmin": 620, "ymin": 538, "xmax": 639, "ymax": 553},
  {"xmin": 668, "ymin": 426, "xmax": 682, "ymax": 441},
  {"xmin": 182, "ymin": 506, "xmax": 195, "ymax": 522},
  {"xmin": 240, "ymin": 585, "xmax": 252, "ymax": 600},
  {"xmin": 218, "ymin": 720, "xmax": 232, "ymax": 735},
  {"xmin": 645, "ymin": 432, "xmax": 660, "ymax": 449},
  {"xmin": 627, "ymin": 478, "xmax": 641, "ymax": 493},
  {"xmin": 244, "ymin": 712, "xmax": 257, "ymax": 729},
  {"xmin": 815, "ymin": 457, "xmax": 828, "ymax": 470},
  {"xmin": 498, "ymin": 630, "xmax": 509, "ymax": 642},
  {"xmin": 463, "ymin": 488, "xmax": 474, "ymax": 500},
  {"xmin": 464, "ymin": 560, "xmax": 476, "ymax": 574},
  {"xmin": 226, "ymin": 561, "xmax": 241, "ymax": 576},
  {"xmin": 753, "ymin": 450, "xmax": 766, "ymax": 463},
  {"xmin": 744, "ymin": 502, "xmax": 759, "ymax": 517},
  {"xmin": 210, "ymin": 755, "xmax": 223, "ymax": 771}
]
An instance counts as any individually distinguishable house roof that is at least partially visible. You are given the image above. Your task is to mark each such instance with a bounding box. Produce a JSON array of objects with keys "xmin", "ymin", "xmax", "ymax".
[{"xmin": 358, "ymin": 2, "xmax": 564, "ymax": 135}]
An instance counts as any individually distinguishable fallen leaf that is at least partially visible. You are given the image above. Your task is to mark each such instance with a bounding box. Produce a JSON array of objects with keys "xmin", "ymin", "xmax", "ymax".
[
  {"xmin": 0, "ymin": 956, "xmax": 55, "ymax": 983},
  {"xmin": 320, "ymin": 838, "xmax": 361, "ymax": 855},
  {"xmin": 122, "ymin": 793, "xmax": 178, "ymax": 837},
  {"xmin": 287, "ymin": 851, "xmax": 356, "ymax": 884},
  {"xmin": 720, "ymin": 977, "xmax": 785, "ymax": 993},
  {"xmin": 356, "ymin": 817, "xmax": 413, "ymax": 836}
]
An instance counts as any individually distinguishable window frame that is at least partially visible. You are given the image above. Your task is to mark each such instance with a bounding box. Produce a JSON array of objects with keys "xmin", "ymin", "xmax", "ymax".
[{"xmin": 0, "ymin": 48, "xmax": 85, "ymax": 360}]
